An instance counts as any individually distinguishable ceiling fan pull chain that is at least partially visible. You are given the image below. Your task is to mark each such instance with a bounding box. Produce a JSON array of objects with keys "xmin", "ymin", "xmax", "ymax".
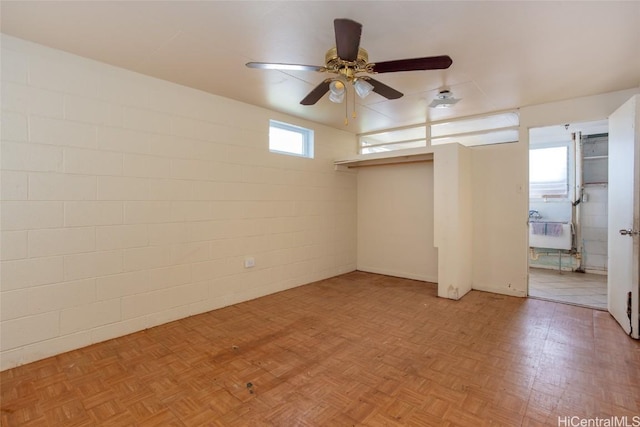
[
  {"xmin": 344, "ymin": 98, "xmax": 349, "ymax": 125},
  {"xmin": 352, "ymin": 93, "xmax": 357, "ymax": 120}
]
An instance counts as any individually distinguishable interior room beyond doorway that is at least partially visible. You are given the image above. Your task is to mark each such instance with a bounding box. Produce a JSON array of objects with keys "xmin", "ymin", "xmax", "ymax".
[
  {"xmin": 529, "ymin": 268, "xmax": 607, "ymax": 310},
  {"xmin": 528, "ymin": 120, "xmax": 609, "ymax": 309}
]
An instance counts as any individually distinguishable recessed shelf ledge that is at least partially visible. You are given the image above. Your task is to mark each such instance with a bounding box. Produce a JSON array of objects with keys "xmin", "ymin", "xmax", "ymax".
[{"xmin": 334, "ymin": 146, "xmax": 436, "ymax": 170}]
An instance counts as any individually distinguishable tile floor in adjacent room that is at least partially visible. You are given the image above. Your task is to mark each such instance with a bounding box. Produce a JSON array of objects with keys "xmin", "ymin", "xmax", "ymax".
[
  {"xmin": 528, "ymin": 268, "xmax": 608, "ymax": 310},
  {"xmin": 2, "ymin": 271, "xmax": 639, "ymax": 426}
]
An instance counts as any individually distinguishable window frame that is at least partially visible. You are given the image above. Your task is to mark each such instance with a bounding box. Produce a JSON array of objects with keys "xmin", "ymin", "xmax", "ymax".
[
  {"xmin": 269, "ymin": 120, "xmax": 314, "ymax": 159},
  {"xmin": 358, "ymin": 110, "xmax": 519, "ymax": 154}
]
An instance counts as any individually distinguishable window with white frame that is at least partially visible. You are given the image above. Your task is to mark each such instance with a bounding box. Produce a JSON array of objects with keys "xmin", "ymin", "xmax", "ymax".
[
  {"xmin": 529, "ymin": 145, "xmax": 569, "ymax": 199},
  {"xmin": 269, "ymin": 120, "xmax": 314, "ymax": 158}
]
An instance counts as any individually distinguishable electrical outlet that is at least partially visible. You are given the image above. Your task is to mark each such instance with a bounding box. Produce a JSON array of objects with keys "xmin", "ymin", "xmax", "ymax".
[{"xmin": 244, "ymin": 257, "xmax": 255, "ymax": 268}]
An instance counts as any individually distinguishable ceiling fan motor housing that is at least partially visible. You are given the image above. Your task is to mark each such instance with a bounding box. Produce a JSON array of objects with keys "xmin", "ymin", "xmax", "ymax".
[{"xmin": 325, "ymin": 47, "xmax": 370, "ymax": 81}]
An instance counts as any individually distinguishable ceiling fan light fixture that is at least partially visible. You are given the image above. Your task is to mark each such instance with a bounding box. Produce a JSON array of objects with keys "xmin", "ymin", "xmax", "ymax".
[
  {"xmin": 429, "ymin": 90, "xmax": 460, "ymax": 109},
  {"xmin": 329, "ymin": 80, "xmax": 345, "ymax": 94},
  {"xmin": 329, "ymin": 91, "xmax": 345, "ymax": 104},
  {"xmin": 329, "ymin": 80, "xmax": 346, "ymax": 103},
  {"xmin": 354, "ymin": 78, "xmax": 374, "ymax": 99}
]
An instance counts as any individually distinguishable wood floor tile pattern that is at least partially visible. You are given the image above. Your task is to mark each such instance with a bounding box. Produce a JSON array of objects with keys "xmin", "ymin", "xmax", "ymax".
[{"xmin": 2, "ymin": 272, "xmax": 639, "ymax": 426}]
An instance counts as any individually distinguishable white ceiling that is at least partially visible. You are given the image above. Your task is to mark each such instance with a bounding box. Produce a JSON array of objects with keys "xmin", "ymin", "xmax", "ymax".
[{"xmin": 1, "ymin": 1, "xmax": 639, "ymax": 134}]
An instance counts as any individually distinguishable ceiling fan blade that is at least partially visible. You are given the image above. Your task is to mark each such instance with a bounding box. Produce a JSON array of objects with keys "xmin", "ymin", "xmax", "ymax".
[
  {"xmin": 300, "ymin": 80, "xmax": 331, "ymax": 105},
  {"xmin": 372, "ymin": 55, "xmax": 453, "ymax": 73},
  {"xmin": 246, "ymin": 62, "xmax": 324, "ymax": 72},
  {"xmin": 366, "ymin": 78, "xmax": 403, "ymax": 100},
  {"xmin": 334, "ymin": 18, "xmax": 362, "ymax": 61}
]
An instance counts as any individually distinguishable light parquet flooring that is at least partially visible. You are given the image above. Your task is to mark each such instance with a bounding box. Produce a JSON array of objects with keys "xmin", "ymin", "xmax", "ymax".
[{"xmin": 2, "ymin": 271, "xmax": 639, "ymax": 426}]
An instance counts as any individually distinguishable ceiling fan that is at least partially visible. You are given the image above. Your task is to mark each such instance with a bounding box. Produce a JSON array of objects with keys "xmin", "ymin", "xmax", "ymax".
[{"xmin": 246, "ymin": 18, "xmax": 453, "ymax": 109}]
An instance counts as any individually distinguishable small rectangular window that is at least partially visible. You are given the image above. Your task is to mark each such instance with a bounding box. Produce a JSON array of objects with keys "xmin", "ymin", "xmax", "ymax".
[
  {"xmin": 269, "ymin": 120, "xmax": 314, "ymax": 158},
  {"xmin": 529, "ymin": 145, "xmax": 569, "ymax": 198}
]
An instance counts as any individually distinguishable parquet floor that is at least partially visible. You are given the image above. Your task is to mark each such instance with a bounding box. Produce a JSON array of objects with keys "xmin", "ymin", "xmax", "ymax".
[{"xmin": 2, "ymin": 271, "xmax": 639, "ymax": 426}]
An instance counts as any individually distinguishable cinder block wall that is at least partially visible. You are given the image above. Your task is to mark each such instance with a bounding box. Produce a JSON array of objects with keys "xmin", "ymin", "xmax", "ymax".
[{"xmin": 0, "ymin": 35, "xmax": 357, "ymax": 370}]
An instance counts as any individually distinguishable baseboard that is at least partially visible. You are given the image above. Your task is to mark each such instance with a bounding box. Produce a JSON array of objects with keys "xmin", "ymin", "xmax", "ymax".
[{"xmin": 356, "ymin": 266, "xmax": 437, "ymax": 283}]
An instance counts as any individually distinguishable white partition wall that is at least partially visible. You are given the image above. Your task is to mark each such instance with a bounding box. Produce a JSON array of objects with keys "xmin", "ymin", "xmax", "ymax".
[
  {"xmin": 357, "ymin": 162, "xmax": 438, "ymax": 282},
  {"xmin": 471, "ymin": 142, "xmax": 529, "ymax": 297},
  {"xmin": 344, "ymin": 144, "xmax": 474, "ymax": 300},
  {"xmin": 434, "ymin": 144, "xmax": 473, "ymax": 299}
]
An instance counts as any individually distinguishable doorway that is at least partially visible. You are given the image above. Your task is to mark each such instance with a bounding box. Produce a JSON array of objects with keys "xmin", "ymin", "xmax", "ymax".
[{"xmin": 528, "ymin": 120, "xmax": 609, "ymax": 310}]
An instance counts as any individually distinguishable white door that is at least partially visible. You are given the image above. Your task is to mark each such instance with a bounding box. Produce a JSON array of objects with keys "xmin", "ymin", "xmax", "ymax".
[{"xmin": 608, "ymin": 95, "xmax": 640, "ymax": 339}]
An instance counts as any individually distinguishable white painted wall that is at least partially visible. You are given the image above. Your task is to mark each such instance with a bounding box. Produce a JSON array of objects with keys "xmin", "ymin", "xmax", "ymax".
[
  {"xmin": 357, "ymin": 162, "xmax": 437, "ymax": 282},
  {"xmin": 471, "ymin": 142, "xmax": 529, "ymax": 296},
  {"xmin": 473, "ymin": 88, "xmax": 640, "ymax": 297},
  {"xmin": 434, "ymin": 144, "xmax": 473, "ymax": 299},
  {"xmin": 0, "ymin": 35, "xmax": 358, "ymax": 370},
  {"xmin": 352, "ymin": 88, "xmax": 640, "ymax": 301}
]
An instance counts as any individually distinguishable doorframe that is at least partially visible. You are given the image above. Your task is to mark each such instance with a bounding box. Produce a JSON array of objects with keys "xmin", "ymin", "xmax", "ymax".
[{"xmin": 526, "ymin": 120, "xmax": 610, "ymax": 307}]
